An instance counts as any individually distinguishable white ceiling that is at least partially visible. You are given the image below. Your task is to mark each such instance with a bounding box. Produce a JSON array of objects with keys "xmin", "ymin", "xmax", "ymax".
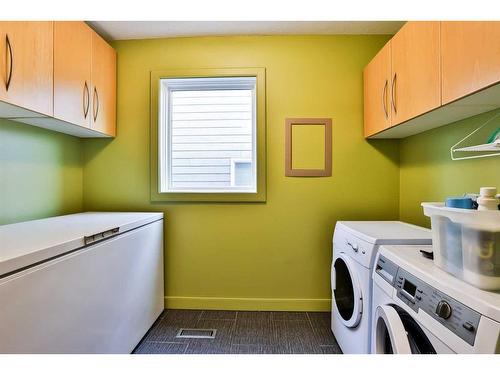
[{"xmin": 88, "ymin": 21, "xmax": 405, "ymax": 41}]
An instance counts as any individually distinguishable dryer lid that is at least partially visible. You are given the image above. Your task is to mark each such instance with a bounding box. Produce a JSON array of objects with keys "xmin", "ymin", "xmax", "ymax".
[{"xmin": 335, "ymin": 221, "xmax": 432, "ymax": 245}]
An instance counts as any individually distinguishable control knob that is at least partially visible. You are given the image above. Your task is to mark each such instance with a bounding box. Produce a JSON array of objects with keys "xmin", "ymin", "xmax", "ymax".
[{"xmin": 435, "ymin": 300, "xmax": 452, "ymax": 319}]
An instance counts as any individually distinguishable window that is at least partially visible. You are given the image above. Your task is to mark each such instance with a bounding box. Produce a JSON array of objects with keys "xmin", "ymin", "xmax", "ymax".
[
  {"xmin": 159, "ymin": 77, "xmax": 257, "ymax": 193},
  {"xmin": 150, "ymin": 68, "xmax": 266, "ymax": 202}
]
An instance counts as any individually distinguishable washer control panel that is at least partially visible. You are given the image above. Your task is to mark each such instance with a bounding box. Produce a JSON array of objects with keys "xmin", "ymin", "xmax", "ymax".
[
  {"xmin": 375, "ymin": 255, "xmax": 399, "ymax": 286},
  {"xmin": 394, "ymin": 267, "xmax": 481, "ymax": 346}
]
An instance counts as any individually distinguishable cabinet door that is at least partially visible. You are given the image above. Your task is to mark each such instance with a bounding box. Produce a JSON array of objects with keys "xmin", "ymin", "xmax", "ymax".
[
  {"xmin": 391, "ymin": 21, "xmax": 441, "ymax": 125},
  {"xmin": 442, "ymin": 21, "xmax": 500, "ymax": 105},
  {"xmin": 0, "ymin": 21, "xmax": 53, "ymax": 116},
  {"xmin": 91, "ymin": 32, "xmax": 116, "ymax": 136},
  {"xmin": 364, "ymin": 41, "xmax": 392, "ymax": 137},
  {"xmin": 54, "ymin": 21, "xmax": 92, "ymax": 128}
]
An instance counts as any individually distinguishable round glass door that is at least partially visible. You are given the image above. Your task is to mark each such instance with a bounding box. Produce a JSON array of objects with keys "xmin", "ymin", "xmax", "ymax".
[
  {"xmin": 396, "ymin": 306, "xmax": 436, "ymax": 354},
  {"xmin": 332, "ymin": 253, "xmax": 362, "ymax": 328},
  {"xmin": 374, "ymin": 305, "xmax": 436, "ymax": 354}
]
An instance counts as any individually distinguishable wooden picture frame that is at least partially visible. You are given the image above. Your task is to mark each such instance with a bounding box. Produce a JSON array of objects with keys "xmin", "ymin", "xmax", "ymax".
[{"xmin": 285, "ymin": 118, "xmax": 332, "ymax": 177}]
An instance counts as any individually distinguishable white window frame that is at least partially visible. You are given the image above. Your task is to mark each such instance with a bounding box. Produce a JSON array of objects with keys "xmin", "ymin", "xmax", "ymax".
[{"xmin": 158, "ymin": 77, "xmax": 257, "ymax": 193}]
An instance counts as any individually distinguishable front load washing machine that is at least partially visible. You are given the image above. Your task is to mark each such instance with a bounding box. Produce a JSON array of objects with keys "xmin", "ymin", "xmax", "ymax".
[
  {"xmin": 372, "ymin": 245, "xmax": 500, "ymax": 354},
  {"xmin": 331, "ymin": 221, "xmax": 432, "ymax": 354}
]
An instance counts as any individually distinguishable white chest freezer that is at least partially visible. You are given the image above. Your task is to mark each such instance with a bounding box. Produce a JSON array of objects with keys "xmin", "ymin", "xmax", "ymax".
[{"xmin": 0, "ymin": 212, "xmax": 164, "ymax": 353}]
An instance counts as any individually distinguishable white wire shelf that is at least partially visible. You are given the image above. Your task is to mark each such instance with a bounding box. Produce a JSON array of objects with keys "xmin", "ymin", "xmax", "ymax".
[
  {"xmin": 451, "ymin": 112, "xmax": 500, "ymax": 161},
  {"xmin": 454, "ymin": 140, "xmax": 500, "ymax": 152}
]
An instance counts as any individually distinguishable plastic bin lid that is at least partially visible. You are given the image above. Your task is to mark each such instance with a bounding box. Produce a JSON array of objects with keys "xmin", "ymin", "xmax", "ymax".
[{"xmin": 422, "ymin": 202, "xmax": 500, "ymax": 231}]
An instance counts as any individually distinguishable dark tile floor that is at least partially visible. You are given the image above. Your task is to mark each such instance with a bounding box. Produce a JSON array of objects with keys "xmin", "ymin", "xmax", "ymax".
[{"xmin": 133, "ymin": 309, "xmax": 342, "ymax": 354}]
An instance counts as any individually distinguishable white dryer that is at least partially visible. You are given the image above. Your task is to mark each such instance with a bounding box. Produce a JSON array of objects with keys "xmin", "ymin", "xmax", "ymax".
[
  {"xmin": 331, "ymin": 221, "xmax": 432, "ymax": 354},
  {"xmin": 372, "ymin": 245, "xmax": 500, "ymax": 354}
]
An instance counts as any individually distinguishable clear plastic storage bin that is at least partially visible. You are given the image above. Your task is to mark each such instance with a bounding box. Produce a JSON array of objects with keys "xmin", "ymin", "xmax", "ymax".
[{"xmin": 422, "ymin": 202, "xmax": 500, "ymax": 291}]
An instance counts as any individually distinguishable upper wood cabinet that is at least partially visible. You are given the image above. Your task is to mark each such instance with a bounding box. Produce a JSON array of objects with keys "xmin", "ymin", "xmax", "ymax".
[
  {"xmin": 0, "ymin": 21, "xmax": 53, "ymax": 116},
  {"xmin": 54, "ymin": 22, "xmax": 93, "ymax": 129},
  {"xmin": 91, "ymin": 32, "xmax": 116, "ymax": 136},
  {"xmin": 364, "ymin": 22, "xmax": 441, "ymax": 137},
  {"xmin": 441, "ymin": 21, "xmax": 500, "ymax": 105},
  {"xmin": 365, "ymin": 21, "xmax": 500, "ymax": 138},
  {"xmin": 390, "ymin": 21, "xmax": 441, "ymax": 126},
  {"xmin": 363, "ymin": 42, "xmax": 392, "ymax": 137},
  {"xmin": 0, "ymin": 21, "xmax": 116, "ymax": 137},
  {"xmin": 51, "ymin": 21, "xmax": 116, "ymax": 137}
]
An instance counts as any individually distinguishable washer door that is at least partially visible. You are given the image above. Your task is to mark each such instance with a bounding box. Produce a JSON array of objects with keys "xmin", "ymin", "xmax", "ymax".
[
  {"xmin": 332, "ymin": 253, "xmax": 363, "ymax": 328},
  {"xmin": 373, "ymin": 305, "xmax": 437, "ymax": 354}
]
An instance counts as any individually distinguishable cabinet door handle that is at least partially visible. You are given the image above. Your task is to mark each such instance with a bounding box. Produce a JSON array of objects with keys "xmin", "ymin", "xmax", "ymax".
[
  {"xmin": 83, "ymin": 81, "xmax": 90, "ymax": 118},
  {"xmin": 93, "ymin": 86, "xmax": 99, "ymax": 122},
  {"xmin": 382, "ymin": 79, "xmax": 388, "ymax": 119},
  {"xmin": 391, "ymin": 73, "xmax": 397, "ymax": 114},
  {"xmin": 5, "ymin": 34, "xmax": 13, "ymax": 91}
]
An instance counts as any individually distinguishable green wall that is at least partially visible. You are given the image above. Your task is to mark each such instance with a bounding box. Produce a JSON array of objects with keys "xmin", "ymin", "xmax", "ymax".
[
  {"xmin": 82, "ymin": 35, "xmax": 399, "ymax": 311},
  {"xmin": 2, "ymin": 33, "xmax": 497, "ymax": 312},
  {"xmin": 0, "ymin": 119, "xmax": 83, "ymax": 225},
  {"xmin": 400, "ymin": 109, "xmax": 500, "ymax": 228}
]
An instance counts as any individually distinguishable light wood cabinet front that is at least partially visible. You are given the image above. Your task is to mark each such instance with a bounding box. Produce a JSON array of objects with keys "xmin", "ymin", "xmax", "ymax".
[
  {"xmin": 442, "ymin": 21, "xmax": 500, "ymax": 105},
  {"xmin": 363, "ymin": 42, "xmax": 392, "ymax": 137},
  {"xmin": 390, "ymin": 21, "xmax": 441, "ymax": 125},
  {"xmin": 54, "ymin": 21, "xmax": 92, "ymax": 128},
  {"xmin": 91, "ymin": 32, "xmax": 116, "ymax": 136},
  {"xmin": 0, "ymin": 21, "xmax": 53, "ymax": 116}
]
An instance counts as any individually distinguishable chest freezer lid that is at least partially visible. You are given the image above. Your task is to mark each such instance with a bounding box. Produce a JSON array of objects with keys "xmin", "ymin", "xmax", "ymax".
[
  {"xmin": 335, "ymin": 221, "xmax": 432, "ymax": 245},
  {"xmin": 0, "ymin": 212, "xmax": 163, "ymax": 277}
]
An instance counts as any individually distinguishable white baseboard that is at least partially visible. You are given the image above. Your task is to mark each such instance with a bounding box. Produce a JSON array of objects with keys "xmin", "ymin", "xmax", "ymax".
[{"xmin": 164, "ymin": 296, "xmax": 331, "ymax": 311}]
